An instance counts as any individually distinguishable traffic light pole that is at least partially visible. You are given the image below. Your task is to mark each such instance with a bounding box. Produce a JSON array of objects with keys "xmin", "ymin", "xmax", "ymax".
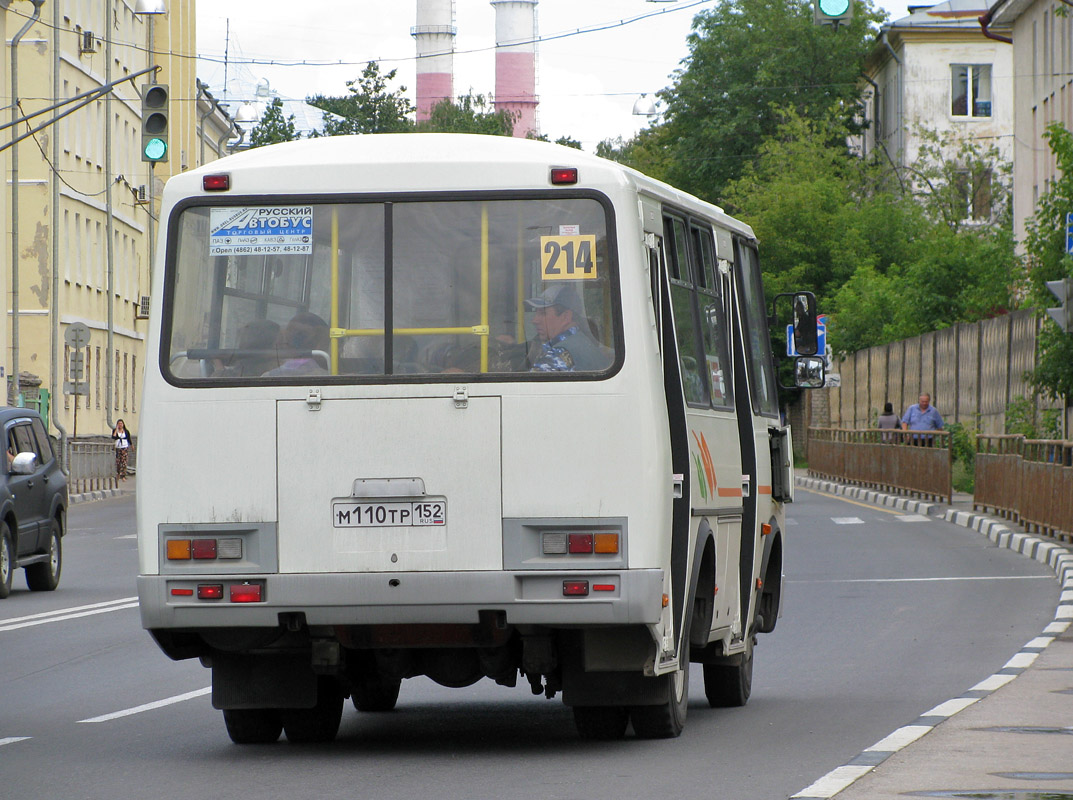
[{"xmin": 105, "ymin": 3, "xmax": 115, "ymax": 431}]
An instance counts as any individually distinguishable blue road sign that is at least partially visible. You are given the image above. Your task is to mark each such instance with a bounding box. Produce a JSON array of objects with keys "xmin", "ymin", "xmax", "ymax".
[
  {"xmin": 1066, "ymin": 212, "xmax": 1073, "ymax": 254},
  {"xmin": 787, "ymin": 316, "xmax": 826, "ymax": 357}
]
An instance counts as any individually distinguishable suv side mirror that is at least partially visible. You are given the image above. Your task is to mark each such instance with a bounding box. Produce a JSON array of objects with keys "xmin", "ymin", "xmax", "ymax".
[{"xmin": 10, "ymin": 451, "xmax": 38, "ymax": 475}]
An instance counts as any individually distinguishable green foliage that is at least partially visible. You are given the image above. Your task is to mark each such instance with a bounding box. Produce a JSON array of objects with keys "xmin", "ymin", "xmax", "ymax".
[
  {"xmin": 657, "ymin": 0, "xmax": 884, "ymax": 203},
  {"xmin": 721, "ymin": 110, "xmax": 1017, "ymax": 354},
  {"xmin": 944, "ymin": 420, "xmax": 977, "ymax": 493},
  {"xmin": 308, "ymin": 62, "xmax": 414, "ymax": 135},
  {"xmin": 528, "ymin": 132, "xmax": 583, "ymax": 150},
  {"xmin": 1022, "ymin": 123, "xmax": 1073, "ymax": 401},
  {"xmin": 416, "ymin": 93, "xmax": 515, "ymax": 136},
  {"xmin": 595, "ymin": 127, "xmax": 673, "ymax": 182},
  {"xmin": 1004, "ymin": 397, "xmax": 1063, "ymax": 439},
  {"xmin": 249, "ymin": 98, "xmax": 299, "ymax": 148}
]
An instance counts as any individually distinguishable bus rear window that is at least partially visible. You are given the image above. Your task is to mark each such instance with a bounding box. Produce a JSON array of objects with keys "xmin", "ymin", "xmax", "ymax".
[{"xmin": 164, "ymin": 196, "xmax": 619, "ymax": 382}]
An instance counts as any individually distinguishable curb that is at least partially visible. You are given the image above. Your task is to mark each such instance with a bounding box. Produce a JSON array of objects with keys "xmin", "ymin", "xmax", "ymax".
[
  {"xmin": 69, "ymin": 487, "xmax": 131, "ymax": 504},
  {"xmin": 790, "ymin": 475, "xmax": 1073, "ymax": 800}
]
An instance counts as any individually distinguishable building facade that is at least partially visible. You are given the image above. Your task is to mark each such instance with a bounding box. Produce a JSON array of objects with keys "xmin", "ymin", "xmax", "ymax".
[
  {"xmin": 859, "ymin": 0, "xmax": 1014, "ymax": 221},
  {"xmin": 2, "ymin": 0, "xmax": 225, "ymax": 440},
  {"xmin": 990, "ymin": 0, "xmax": 1073, "ymax": 246}
]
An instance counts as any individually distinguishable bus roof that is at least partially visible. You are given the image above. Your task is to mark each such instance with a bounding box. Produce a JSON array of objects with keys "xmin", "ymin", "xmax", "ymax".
[{"xmin": 171, "ymin": 133, "xmax": 754, "ymax": 240}]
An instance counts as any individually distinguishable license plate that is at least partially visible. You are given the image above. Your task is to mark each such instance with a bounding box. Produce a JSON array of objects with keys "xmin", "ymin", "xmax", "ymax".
[{"xmin": 332, "ymin": 499, "xmax": 447, "ymax": 528}]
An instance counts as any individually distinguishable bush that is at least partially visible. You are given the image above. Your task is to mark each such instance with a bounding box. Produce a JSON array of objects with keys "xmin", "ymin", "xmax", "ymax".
[
  {"xmin": 945, "ymin": 420, "xmax": 977, "ymax": 493},
  {"xmin": 1005, "ymin": 397, "xmax": 1063, "ymax": 439}
]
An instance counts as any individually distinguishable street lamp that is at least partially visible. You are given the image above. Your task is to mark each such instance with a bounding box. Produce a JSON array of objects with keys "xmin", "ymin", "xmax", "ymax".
[
  {"xmin": 134, "ymin": 0, "xmax": 166, "ymax": 13},
  {"xmin": 235, "ymin": 103, "xmax": 259, "ymax": 123},
  {"xmin": 632, "ymin": 94, "xmax": 658, "ymax": 116}
]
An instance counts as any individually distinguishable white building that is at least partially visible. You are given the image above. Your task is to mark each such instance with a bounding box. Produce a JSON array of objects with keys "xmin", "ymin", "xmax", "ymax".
[
  {"xmin": 860, "ymin": 0, "xmax": 1014, "ymax": 220},
  {"xmin": 988, "ymin": 0, "xmax": 1073, "ymax": 246}
]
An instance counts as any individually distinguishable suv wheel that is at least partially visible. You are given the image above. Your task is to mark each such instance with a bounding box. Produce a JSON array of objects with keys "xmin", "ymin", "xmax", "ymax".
[
  {"xmin": 26, "ymin": 519, "xmax": 62, "ymax": 592},
  {"xmin": 0, "ymin": 523, "xmax": 12, "ymax": 599}
]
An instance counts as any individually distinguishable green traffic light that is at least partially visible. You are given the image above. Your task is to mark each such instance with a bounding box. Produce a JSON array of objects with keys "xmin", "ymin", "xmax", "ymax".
[
  {"xmin": 144, "ymin": 137, "xmax": 167, "ymax": 161},
  {"xmin": 819, "ymin": 0, "xmax": 850, "ymax": 14}
]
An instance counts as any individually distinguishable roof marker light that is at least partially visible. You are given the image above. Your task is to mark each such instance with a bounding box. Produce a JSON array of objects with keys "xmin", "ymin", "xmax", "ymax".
[
  {"xmin": 203, "ymin": 174, "xmax": 230, "ymax": 191},
  {"xmin": 550, "ymin": 167, "xmax": 578, "ymax": 185}
]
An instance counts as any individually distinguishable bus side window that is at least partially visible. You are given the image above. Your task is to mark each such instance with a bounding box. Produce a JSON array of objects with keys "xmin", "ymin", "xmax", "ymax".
[
  {"xmin": 693, "ymin": 226, "xmax": 733, "ymax": 409},
  {"xmin": 735, "ymin": 241, "xmax": 779, "ymax": 417},
  {"xmin": 662, "ymin": 215, "xmax": 709, "ymax": 408}
]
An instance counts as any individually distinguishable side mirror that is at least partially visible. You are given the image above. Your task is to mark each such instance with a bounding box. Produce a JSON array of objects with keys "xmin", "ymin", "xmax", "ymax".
[
  {"xmin": 771, "ymin": 291, "xmax": 819, "ymax": 356},
  {"xmin": 11, "ymin": 451, "xmax": 37, "ymax": 475},
  {"xmin": 793, "ymin": 356, "xmax": 826, "ymax": 388}
]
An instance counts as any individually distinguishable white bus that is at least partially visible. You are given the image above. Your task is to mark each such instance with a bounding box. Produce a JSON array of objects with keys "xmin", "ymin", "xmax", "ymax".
[{"xmin": 137, "ymin": 134, "xmax": 820, "ymax": 743}]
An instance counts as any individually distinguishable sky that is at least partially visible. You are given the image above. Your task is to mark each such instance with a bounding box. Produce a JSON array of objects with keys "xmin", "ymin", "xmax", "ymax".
[{"xmin": 196, "ymin": 0, "xmax": 912, "ymax": 152}]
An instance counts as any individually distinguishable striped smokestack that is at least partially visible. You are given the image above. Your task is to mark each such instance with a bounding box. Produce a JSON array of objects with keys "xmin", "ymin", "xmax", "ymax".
[
  {"xmin": 491, "ymin": 0, "xmax": 538, "ymax": 138},
  {"xmin": 413, "ymin": 0, "xmax": 456, "ymax": 122}
]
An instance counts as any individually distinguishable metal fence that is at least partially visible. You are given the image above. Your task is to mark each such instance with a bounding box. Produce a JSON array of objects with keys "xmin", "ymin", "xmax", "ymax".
[
  {"xmin": 975, "ymin": 435, "xmax": 1073, "ymax": 543},
  {"xmin": 66, "ymin": 439, "xmax": 121, "ymax": 494},
  {"xmin": 806, "ymin": 427, "xmax": 953, "ymax": 503}
]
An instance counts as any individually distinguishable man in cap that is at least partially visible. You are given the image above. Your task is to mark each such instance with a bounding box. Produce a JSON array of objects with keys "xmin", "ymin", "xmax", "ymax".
[{"xmin": 524, "ymin": 284, "xmax": 608, "ymax": 372}]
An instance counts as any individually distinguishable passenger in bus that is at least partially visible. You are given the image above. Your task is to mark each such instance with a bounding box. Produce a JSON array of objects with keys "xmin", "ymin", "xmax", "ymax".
[
  {"xmin": 261, "ymin": 312, "xmax": 330, "ymax": 377},
  {"xmin": 524, "ymin": 284, "xmax": 608, "ymax": 372},
  {"xmin": 216, "ymin": 319, "xmax": 281, "ymax": 377}
]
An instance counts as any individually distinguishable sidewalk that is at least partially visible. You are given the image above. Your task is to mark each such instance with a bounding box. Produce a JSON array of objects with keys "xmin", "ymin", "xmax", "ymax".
[
  {"xmin": 792, "ymin": 473, "xmax": 1073, "ymax": 800},
  {"xmin": 69, "ymin": 473, "xmax": 136, "ymax": 504}
]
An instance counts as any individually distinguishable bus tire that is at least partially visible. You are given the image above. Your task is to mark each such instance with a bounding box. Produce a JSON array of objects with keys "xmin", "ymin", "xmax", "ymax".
[
  {"xmin": 630, "ymin": 641, "xmax": 689, "ymax": 739},
  {"xmin": 573, "ymin": 705, "xmax": 629, "ymax": 740},
  {"xmin": 351, "ymin": 676, "xmax": 401, "ymax": 712},
  {"xmin": 223, "ymin": 708, "xmax": 282, "ymax": 744},
  {"xmin": 25, "ymin": 519, "xmax": 62, "ymax": 592},
  {"xmin": 282, "ymin": 678, "xmax": 344, "ymax": 743},
  {"xmin": 703, "ymin": 637, "xmax": 753, "ymax": 708},
  {"xmin": 0, "ymin": 524, "xmax": 12, "ymax": 599}
]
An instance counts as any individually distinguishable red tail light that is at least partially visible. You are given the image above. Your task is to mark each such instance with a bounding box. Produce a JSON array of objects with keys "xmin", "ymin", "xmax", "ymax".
[
  {"xmin": 563, "ymin": 580, "xmax": 589, "ymax": 596},
  {"xmin": 197, "ymin": 584, "xmax": 224, "ymax": 600},
  {"xmin": 230, "ymin": 583, "xmax": 263, "ymax": 603}
]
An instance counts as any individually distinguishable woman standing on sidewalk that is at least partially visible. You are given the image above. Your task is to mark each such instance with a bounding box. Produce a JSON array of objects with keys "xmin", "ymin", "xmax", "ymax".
[{"xmin": 112, "ymin": 419, "xmax": 132, "ymax": 481}]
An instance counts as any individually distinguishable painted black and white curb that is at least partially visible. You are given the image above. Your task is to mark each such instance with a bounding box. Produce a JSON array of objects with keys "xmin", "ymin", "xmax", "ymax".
[{"xmin": 790, "ymin": 476, "xmax": 1073, "ymax": 800}]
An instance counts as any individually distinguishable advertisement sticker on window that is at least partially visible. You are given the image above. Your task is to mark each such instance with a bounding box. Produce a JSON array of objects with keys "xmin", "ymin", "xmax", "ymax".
[{"xmin": 209, "ymin": 206, "xmax": 314, "ymax": 256}]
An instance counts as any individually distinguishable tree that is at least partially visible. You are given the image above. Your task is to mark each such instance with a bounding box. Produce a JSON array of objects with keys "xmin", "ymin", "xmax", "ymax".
[
  {"xmin": 249, "ymin": 98, "xmax": 299, "ymax": 148},
  {"xmin": 1023, "ymin": 123, "xmax": 1073, "ymax": 401},
  {"xmin": 657, "ymin": 0, "xmax": 883, "ymax": 204},
  {"xmin": 415, "ymin": 92, "xmax": 514, "ymax": 136},
  {"xmin": 529, "ymin": 132, "xmax": 583, "ymax": 150},
  {"xmin": 595, "ymin": 127, "xmax": 673, "ymax": 181},
  {"xmin": 308, "ymin": 62, "xmax": 414, "ymax": 135}
]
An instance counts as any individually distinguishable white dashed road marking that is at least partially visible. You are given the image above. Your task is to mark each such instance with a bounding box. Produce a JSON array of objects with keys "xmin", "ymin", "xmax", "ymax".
[
  {"xmin": 0, "ymin": 597, "xmax": 139, "ymax": 633},
  {"xmin": 832, "ymin": 517, "xmax": 865, "ymax": 525}
]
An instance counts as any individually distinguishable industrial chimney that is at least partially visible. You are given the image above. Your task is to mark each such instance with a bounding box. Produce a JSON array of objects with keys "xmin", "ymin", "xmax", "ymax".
[
  {"xmin": 413, "ymin": 0, "xmax": 456, "ymax": 122},
  {"xmin": 491, "ymin": 0, "xmax": 538, "ymax": 138}
]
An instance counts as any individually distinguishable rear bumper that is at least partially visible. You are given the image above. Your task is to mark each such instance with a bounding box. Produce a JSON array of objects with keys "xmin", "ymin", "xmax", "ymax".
[{"xmin": 138, "ymin": 569, "xmax": 664, "ymax": 630}]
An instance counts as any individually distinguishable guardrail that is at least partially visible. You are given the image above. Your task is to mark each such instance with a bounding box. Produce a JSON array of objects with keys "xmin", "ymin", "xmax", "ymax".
[
  {"xmin": 66, "ymin": 440, "xmax": 119, "ymax": 495},
  {"xmin": 976, "ymin": 435, "xmax": 1073, "ymax": 542},
  {"xmin": 806, "ymin": 427, "xmax": 953, "ymax": 504}
]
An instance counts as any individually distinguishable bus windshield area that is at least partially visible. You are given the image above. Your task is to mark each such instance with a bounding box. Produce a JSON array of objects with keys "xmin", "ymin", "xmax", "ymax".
[{"xmin": 165, "ymin": 196, "xmax": 619, "ymax": 382}]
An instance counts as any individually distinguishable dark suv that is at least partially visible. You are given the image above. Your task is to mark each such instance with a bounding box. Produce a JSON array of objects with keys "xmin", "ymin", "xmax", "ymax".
[{"xmin": 0, "ymin": 408, "xmax": 68, "ymax": 598}]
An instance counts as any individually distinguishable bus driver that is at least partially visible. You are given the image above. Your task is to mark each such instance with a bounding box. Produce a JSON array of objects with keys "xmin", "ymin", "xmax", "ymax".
[{"xmin": 524, "ymin": 284, "xmax": 607, "ymax": 372}]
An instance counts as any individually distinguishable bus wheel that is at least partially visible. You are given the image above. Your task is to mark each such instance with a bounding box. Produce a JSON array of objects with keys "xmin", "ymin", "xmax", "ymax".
[
  {"xmin": 222, "ymin": 708, "xmax": 282, "ymax": 744},
  {"xmin": 630, "ymin": 642, "xmax": 689, "ymax": 739},
  {"xmin": 282, "ymin": 679, "xmax": 344, "ymax": 743},
  {"xmin": 703, "ymin": 636, "xmax": 753, "ymax": 708},
  {"xmin": 26, "ymin": 519, "xmax": 62, "ymax": 592},
  {"xmin": 352, "ymin": 676, "xmax": 401, "ymax": 712},
  {"xmin": 573, "ymin": 706, "xmax": 629, "ymax": 740}
]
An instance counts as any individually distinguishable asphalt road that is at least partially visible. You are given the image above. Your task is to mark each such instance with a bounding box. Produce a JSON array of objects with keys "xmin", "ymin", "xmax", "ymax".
[{"xmin": 0, "ymin": 489, "xmax": 1060, "ymax": 800}]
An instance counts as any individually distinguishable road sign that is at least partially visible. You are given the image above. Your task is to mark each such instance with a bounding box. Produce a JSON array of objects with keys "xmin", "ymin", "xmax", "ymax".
[
  {"xmin": 69, "ymin": 350, "xmax": 85, "ymax": 381},
  {"xmin": 1066, "ymin": 212, "xmax": 1073, "ymax": 255},
  {"xmin": 63, "ymin": 381, "xmax": 89, "ymax": 396},
  {"xmin": 64, "ymin": 322, "xmax": 91, "ymax": 349},
  {"xmin": 1045, "ymin": 277, "xmax": 1073, "ymax": 333}
]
